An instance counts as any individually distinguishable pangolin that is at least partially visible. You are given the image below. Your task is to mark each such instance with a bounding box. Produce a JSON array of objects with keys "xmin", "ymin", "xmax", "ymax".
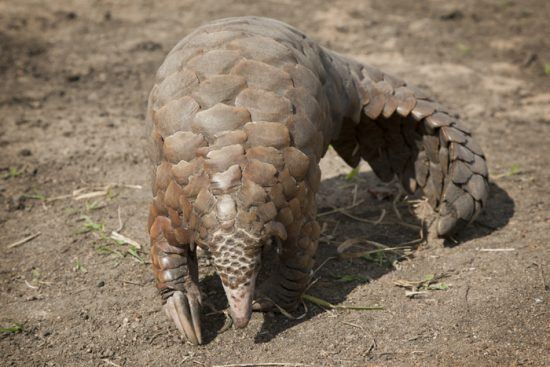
[{"xmin": 146, "ymin": 16, "xmax": 489, "ymax": 344}]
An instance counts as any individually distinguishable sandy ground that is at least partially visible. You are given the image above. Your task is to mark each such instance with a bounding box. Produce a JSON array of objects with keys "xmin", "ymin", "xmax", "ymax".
[{"xmin": 1, "ymin": 0, "xmax": 549, "ymax": 366}]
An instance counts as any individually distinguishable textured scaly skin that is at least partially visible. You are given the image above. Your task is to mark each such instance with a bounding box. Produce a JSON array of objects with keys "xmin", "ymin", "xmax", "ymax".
[{"xmin": 145, "ymin": 16, "xmax": 489, "ymax": 343}]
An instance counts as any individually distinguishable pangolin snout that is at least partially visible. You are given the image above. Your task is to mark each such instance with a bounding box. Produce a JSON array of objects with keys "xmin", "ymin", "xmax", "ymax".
[
  {"xmin": 233, "ymin": 309, "xmax": 252, "ymax": 329},
  {"xmin": 222, "ymin": 277, "xmax": 257, "ymax": 328}
]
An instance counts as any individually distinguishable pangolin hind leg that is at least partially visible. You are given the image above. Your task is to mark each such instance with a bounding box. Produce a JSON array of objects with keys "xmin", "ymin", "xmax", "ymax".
[{"xmin": 150, "ymin": 215, "xmax": 203, "ymax": 345}]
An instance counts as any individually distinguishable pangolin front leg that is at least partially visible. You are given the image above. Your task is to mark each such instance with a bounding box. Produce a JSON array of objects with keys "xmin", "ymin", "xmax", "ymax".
[
  {"xmin": 150, "ymin": 215, "xmax": 202, "ymax": 345},
  {"xmin": 255, "ymin": 164, "xmax": 321, "ymax": 312},
  {"xmin": 274, "ymin": 219, "xmax": 320, "ymax": 311}
]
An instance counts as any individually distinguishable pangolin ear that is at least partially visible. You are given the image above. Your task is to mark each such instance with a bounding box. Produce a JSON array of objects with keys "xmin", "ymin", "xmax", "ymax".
[{"xmin": 264, "ymin": 221, "xmax": 287, "ymax": 241}]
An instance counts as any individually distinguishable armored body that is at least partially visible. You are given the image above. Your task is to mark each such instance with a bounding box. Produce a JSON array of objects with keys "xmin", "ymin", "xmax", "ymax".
[{"xmin": 146, "ymin": 17, "xmax": 489, "ymax": 344}]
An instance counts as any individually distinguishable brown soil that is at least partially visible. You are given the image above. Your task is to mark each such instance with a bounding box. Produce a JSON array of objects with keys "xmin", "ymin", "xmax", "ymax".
[{"xmin": 1, "ymin": 1, "xmax": 549, "ymax": 366}]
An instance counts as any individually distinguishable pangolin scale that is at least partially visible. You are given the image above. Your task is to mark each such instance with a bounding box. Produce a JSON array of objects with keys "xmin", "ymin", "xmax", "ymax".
[{"xmin": 145, "ymin": 16, "xmax": 489, "ymax": 344}]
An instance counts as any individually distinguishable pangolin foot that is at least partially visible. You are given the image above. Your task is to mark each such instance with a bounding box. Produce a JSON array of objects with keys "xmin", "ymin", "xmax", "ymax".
[{"xmin": 163, "ymin": 290, "xmax": 202, "ymax": 345}]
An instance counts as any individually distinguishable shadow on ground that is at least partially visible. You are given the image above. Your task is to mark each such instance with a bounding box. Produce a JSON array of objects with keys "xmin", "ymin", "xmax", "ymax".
[
  {"xmin": 197, "ymin": 172, "xmax": 514, "ymax": 344},
  {"xmin": 448, "ymin": 181, "xmax": 516, "ymax": 244}
]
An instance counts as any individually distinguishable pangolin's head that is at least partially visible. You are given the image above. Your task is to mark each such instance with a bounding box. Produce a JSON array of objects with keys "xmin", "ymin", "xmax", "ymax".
[
  {"xmin": 202, "ymin": 182, "xmax": 287, "ymax": 328},
  {"xmin": 209, "ymin": 226, "xmax": 263, "ymax": 328}
]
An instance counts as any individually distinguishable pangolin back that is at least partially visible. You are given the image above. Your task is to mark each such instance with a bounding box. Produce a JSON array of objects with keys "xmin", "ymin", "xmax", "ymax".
[{"xmin": 146, "ymin": 16, "xmax": 489, "ymax": 344}]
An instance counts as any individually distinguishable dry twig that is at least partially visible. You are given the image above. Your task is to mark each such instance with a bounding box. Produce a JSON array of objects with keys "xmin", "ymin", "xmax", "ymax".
[
  {"xmin": 332, "ymin": 207, "xmax": 386, "ymax": 225},
  {"xmin": 317, "ymin": 200, "xmax": 365, "ymax": 217},
  {"xmin": 121, "ymin": 280, "xmax": 144, "ymax": 286},
  {"xmin": 115, "ymin": 206, "xmax": 124, "ymax": 232},
  {"xmin": 478, "ymin": 248, "xmax": 515, "ymax": 252},
  {"xmin": 392, "ymin": 185, "xmax": 404, "ymax": 221},
  {"xmin": 75, "ymin": 190, "xmax": 109, "ymax": 200},
  {"xmin": 7, "ymin": 232, "xmax": 41, "ymax": 249},
  {"xmin": 341, "ymin": 321, "xmax": 363, "ymax": 330},
  {"xmin": 302, "ymin": 294, "xmax": 383, "ymax": 311},
  {"xmin": 24, "ymin": 280, "xmax": 38, "ymax": 289},
  {"xmin": 311, "ymin": 256, "xmax": 337, "ymax": 277},
  {"xmin": 336, "ymin": 237, "xmax": 416, "ymax": 260},
  {"xmin": 338, "ymin": 246, "xmax": 412, "ymax": 260},
  {"xmin": 42, "ymin": 183, "xmax": 142, "ymax": 203},
  {"xmin": 102, "ymin": 359, "xmax": 122, "ymax": 367},
  {"xmin": 110, "ymin": 232, "xmax": 142, "ymax": 249}
]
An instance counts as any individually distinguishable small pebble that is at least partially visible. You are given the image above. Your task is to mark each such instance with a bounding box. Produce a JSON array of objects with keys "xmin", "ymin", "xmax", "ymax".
[
  {"xmin": 19, "ymin": 148, "xmax": 32, "ymax": 156},
  {"xmin": 100, "ymin": 348, "xmax": 114, "ymax": 358},
  {"xmin": 66, "ymin": 74, "xmax": 80, "ymax": 82}
]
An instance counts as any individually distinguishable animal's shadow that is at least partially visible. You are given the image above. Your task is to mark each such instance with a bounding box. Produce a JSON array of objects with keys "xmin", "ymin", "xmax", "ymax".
[{"xmin": 198, "ymin": 171, "xmax": 515, "ymax": 344}]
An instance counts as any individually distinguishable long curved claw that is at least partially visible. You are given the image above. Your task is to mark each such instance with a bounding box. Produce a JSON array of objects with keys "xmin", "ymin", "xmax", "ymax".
[
  {"xmin": 252, "ymin": 297, "xmax": 274, "ymax": 312},
  {"xmin": 163, "ymin": 291, "xmax": 202, "ymax": 345},
  {"xmin": 188, "ymin": 295, "xmax": 202, "ymax": 343}
]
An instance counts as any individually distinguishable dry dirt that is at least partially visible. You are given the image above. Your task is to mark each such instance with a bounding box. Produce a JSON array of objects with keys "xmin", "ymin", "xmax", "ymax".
[{"xmin": 1, "ymin": 0, "xmax": 549, "ymax": 366}]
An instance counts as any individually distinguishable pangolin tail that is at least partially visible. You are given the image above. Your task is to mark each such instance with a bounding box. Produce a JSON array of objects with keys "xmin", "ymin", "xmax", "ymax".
[{"xmin": 331, "ymin": 63, "xmax": 489, "ymax": 236}]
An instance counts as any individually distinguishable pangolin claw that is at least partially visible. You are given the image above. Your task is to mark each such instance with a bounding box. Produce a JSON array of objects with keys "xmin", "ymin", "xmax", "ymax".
[
  {"xmin": 252, "ymin": 297, "xmax": 274, "ymax": 312},
  {"xmin": 164, "ymin": 291, "xmax": 202, "ymax": 345}
]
